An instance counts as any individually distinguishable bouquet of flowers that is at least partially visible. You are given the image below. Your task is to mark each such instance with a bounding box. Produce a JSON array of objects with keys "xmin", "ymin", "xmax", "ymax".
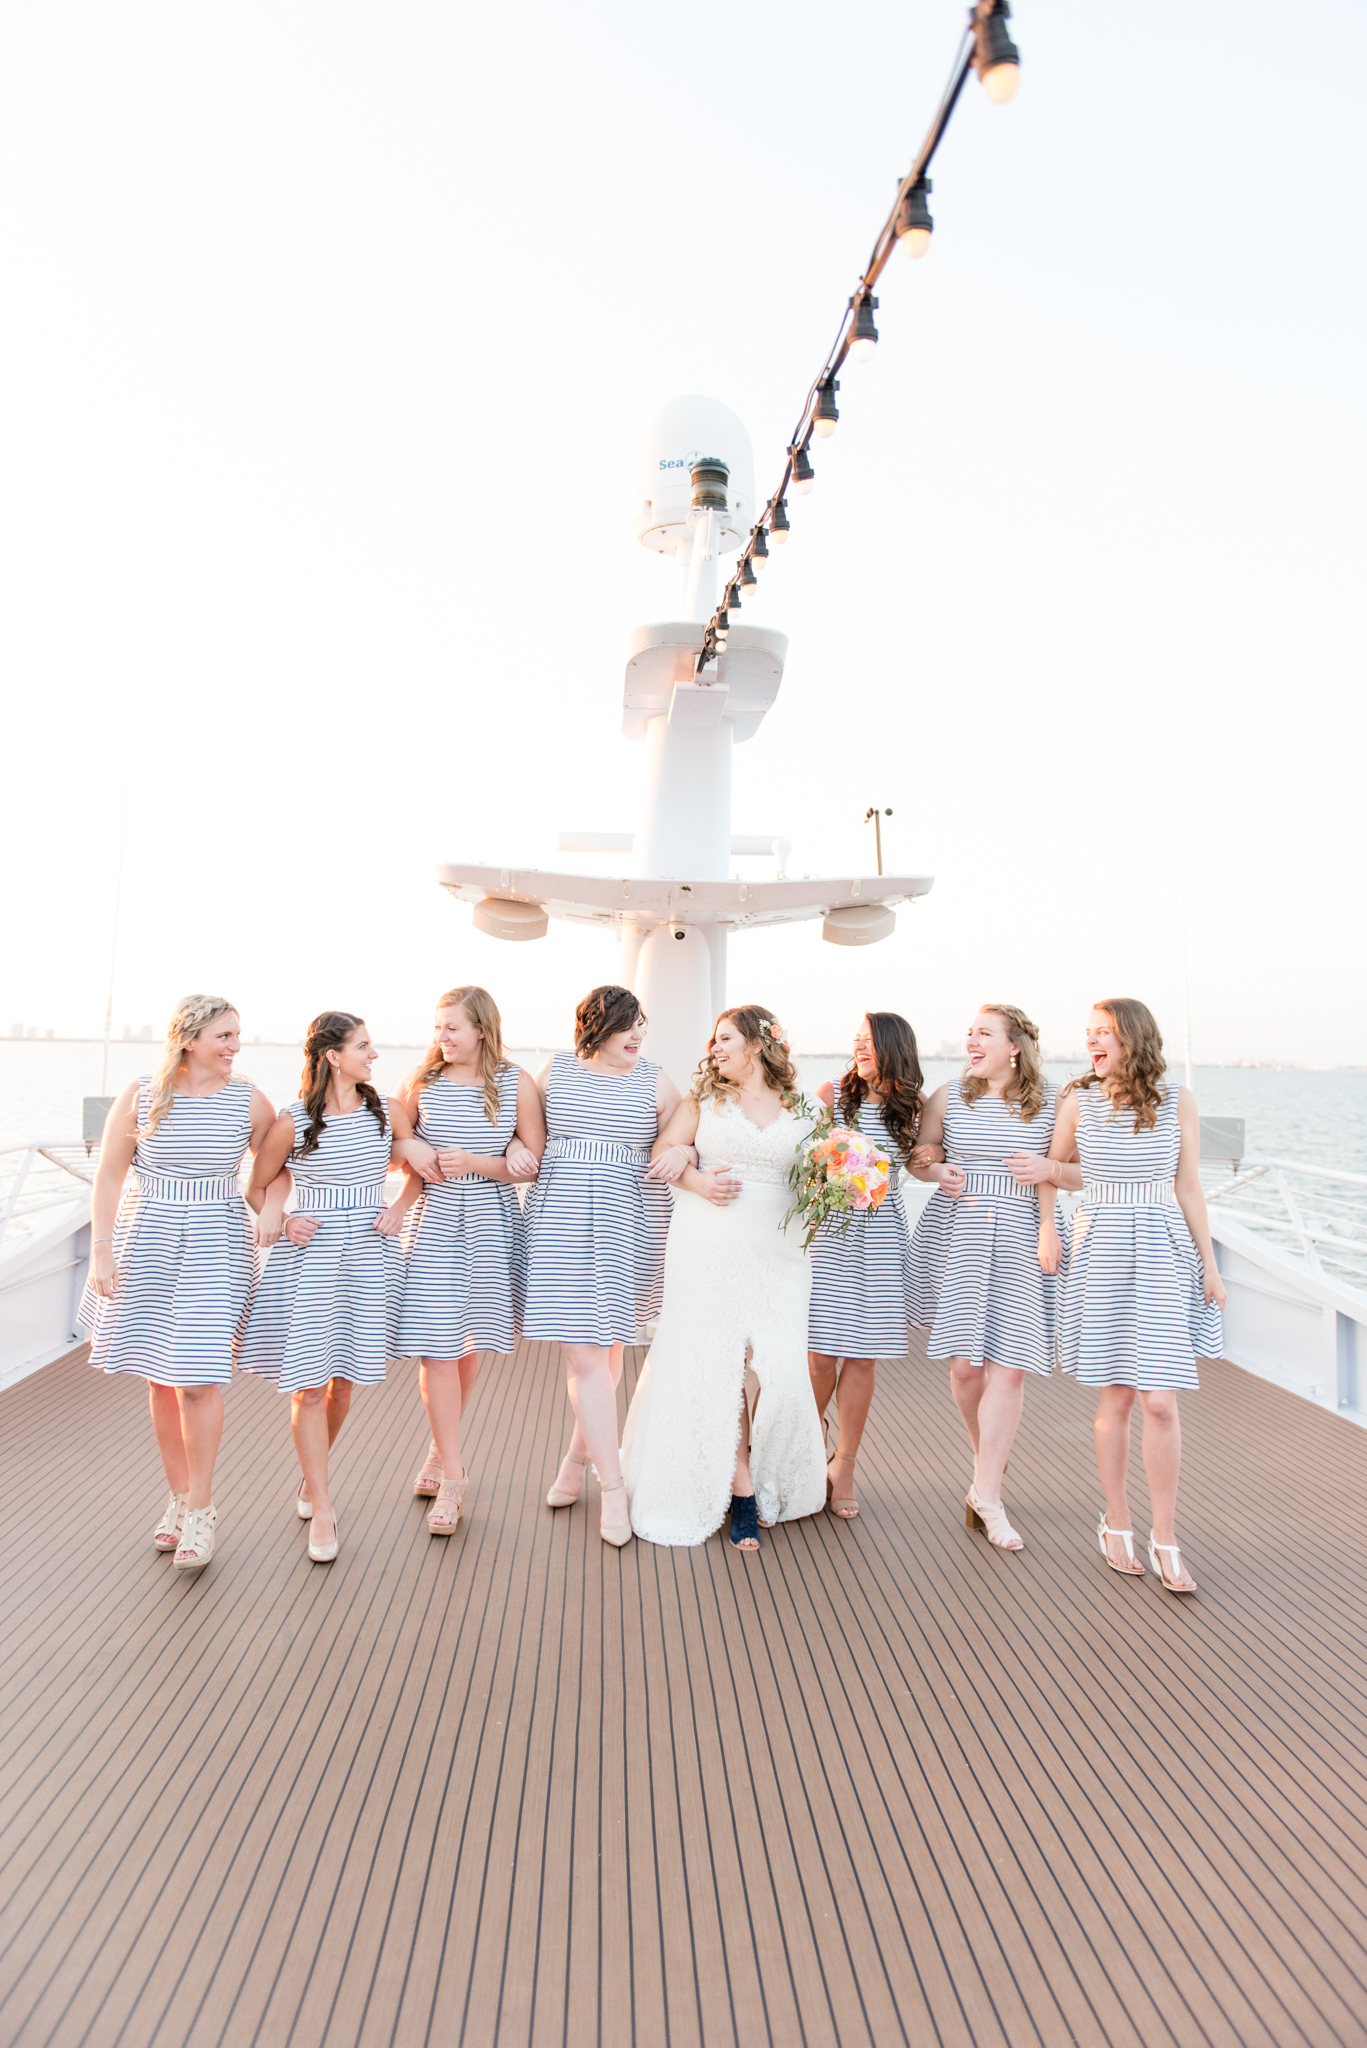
[{"xmin": 784, "ymin": 1113, "xmax": 893, "ymax": 1250}]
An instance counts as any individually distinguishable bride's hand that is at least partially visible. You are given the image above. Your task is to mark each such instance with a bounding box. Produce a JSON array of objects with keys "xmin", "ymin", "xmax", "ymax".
[
  {"xmin": 646, "ymin": 1145, "xmax": 693, "ymax": 1184},
  {"xmin": 696, "ymin": 1166, "xmax": 742, "ymax": 1207}
]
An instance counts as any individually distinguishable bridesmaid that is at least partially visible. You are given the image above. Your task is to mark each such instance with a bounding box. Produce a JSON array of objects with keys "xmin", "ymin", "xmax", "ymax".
[
  {"xmin": 241, "ymin": 1012, "xmax": 411, "ymax": 1563},
  {"xmin": 909, "ymin": 1005, "xmax": 1060, "ymax": 1553},
  {"xmin": 808, "ymin": 1013, "xmax": 928, "ymax": 1519},
  {"xmin": 393, "ymin": 986, "xmax": 545, "ymax": 1536},
  {"xmin": 83, "ymin": 994, "xmax": 277, "ymax": 1571},
  {"xmin": 522, "ymin": 985, "xmax": 681, "ymax": 1547},
  {"xmin": 1031, "ymin": 998, "xmax": 1224, "ymax": 1593}
]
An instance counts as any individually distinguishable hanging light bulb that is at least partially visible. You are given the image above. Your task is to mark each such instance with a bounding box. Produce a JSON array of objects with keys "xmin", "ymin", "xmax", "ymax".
[
  {"xmin": 770, "ymin": 499, "xmax": 791, "ymax": 544},
  {"xmin": 725, "ymin": 581, "xmax": 742, "ymax": 612},
  {"xmin": 789, "ymin": 444, "xmax": 815, "ymax": 495},
  {"xmin": 751, "ymin": 526, "xmax": 770, "ymax": 570},
  {"xmin": 848, "ymin": 293, "xmax": 879, "ymax": 363},
  {"xmin": 740, "ymin": 557, "xmax": 758, "ymax": 595},
  {"xmin": 713, "ymin": 617, "xmax": 729, "ymax": 649},
  {"xmin": 895, "ymin": 177, "xmax": 933, "ymax": 258},
  {"xmin": 813, "ymin": 376, "xmax": 839, "ymax": 439},
  {"xmin": 973, "ymin": 1, "xmax": 1020, "ymax": 103}
]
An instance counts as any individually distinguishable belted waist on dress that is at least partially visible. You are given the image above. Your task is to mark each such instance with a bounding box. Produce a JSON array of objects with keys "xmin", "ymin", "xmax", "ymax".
[
  {"xmin": 956, "ymin": 1166, "xmax": 1035, "ymax": 1201},
  {"xmin": 135, "ymin": 1172, "xmax": 241, "ymax": 1205},
  {"xmin": 1082, "ymin": 1178, "xmax": 1178, "ymax": 1207},
  {"xmin": 294, "ymin": 1179, "xmax": 389, "ymax": 1214},
  {"xmin": 543, "ymin": 1136, "xmax": 650, "ymax": 1169}
]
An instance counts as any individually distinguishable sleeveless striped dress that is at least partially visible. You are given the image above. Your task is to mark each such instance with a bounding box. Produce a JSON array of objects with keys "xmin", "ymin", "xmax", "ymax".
[
  {"xmin": 910, "ymin": 1079, "xmax": 1059, "ymax": 1376},
  {"xmin": 240, "ymin": 1099, "xmax": 401, "ymax": 1393},
  {"xmin": 808, "ymin": 1092, "xmax": 917, "ymax": 1357},
  {"xmin": 1059, "ymin": 1083, "xmax": 1221, "ymax": 1389},
  {"xmin": 82, "ymin": 1076, "xmax": 258, "ymax": 1387},
  {"xmin": 398, "ymin": 1067, "xmax": 525, "ymax": 1358},
  {"xmin": 522, "ymin": 1053, "xmax": 668, "ymax": 1346}
]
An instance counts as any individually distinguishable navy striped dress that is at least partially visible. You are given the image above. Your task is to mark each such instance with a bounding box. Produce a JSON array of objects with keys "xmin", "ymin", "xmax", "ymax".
[
  {"xmin": 240, "ymin": 1099, "xmax": 401, "ymax": 1393},
  {"xmin": 910, "ymin": 1079, "xmax": 1059, "ymax": 1376},
  {"xmin": 522, "ymin": 1053, "xmax": 668, "ymax": 1346},
  {"xmin": 82, "ymin": 1076, "xmax": 258, "ymax": 1387},
  {"xmin": 398, "ymin": 1067, "xmax": 525, "ymax": 1358},
  {"xmin": 808, "ymin": 1095, "xmax": 917, "ymax": 1357},
  {"xmin": 1059, "ymin": 1083, "xmax": 1221, "ymax": 1390}
]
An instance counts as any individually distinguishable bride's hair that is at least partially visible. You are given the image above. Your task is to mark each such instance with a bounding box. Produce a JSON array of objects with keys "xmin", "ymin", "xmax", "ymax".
[{"xmin": 692, "ymin": 1004, "xmax": 799, "ymax": 1107}]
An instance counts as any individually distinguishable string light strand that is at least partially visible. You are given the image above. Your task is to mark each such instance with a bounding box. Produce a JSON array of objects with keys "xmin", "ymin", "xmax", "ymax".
[{"xmin": 696, "ymin": 0, "xmax": 1020, "ymax": 672}]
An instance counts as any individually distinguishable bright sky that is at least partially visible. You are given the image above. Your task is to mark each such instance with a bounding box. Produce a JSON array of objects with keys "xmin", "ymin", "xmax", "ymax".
[{"xmin": 2, "ymin": 1, "xmax": 1363, "ymax": 1068}]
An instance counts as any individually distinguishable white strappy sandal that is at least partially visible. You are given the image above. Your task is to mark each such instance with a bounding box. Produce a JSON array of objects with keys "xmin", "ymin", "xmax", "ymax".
[
  {"xmin": 1097, "ymin": 1511, "xmax": 1144, "ymax": 1576},
  {"xmin": 1148, "ymin": 1532, "xmax": 1197, "ymax": 1593},
  {"xmin": 966, "ymin": 1486, "xmax": 1023, "ymax": 1551},
  {"xmin": 173, "ymin": 1504, "xmax": 217, "ymax": 1572},
  {"xmin": 153, "ymin": 1491, "xmax": 187, "ymax": 1551}
]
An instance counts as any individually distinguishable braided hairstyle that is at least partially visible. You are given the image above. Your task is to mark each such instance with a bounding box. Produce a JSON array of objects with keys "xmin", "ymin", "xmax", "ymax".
[
  {"xmin": 961, "ymin": 1004, "xmax": 1047, "ymax": 1122},
  {"xmin": 298, "ymin": 1011, "xmax": 387, "ymax": 1156},
  {"xmin": 574, "ymin": 984, "xmax": 645, "ymax": 1058},
  {"xmin": 144, "ymin": 994, "xmax": 239, "ymax": 1136},
  {"xmin": 837, "ymin": 1011, "xmax": 924, "ymax": 1161}
]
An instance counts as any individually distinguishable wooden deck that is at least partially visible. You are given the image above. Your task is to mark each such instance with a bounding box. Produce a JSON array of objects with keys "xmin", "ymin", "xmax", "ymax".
[{"xmin": 1, "ymin": 1339, "xmax": 1365, "ymax": 2048}]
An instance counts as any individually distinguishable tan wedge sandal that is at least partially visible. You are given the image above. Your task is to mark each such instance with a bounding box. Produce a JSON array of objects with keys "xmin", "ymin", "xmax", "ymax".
[
  {"xmin": 173, "ymin": 1504, "xmax": 217, "ymax": 1572},
  {"xmin": 427, "ymin": 1474, "xmax": 467, "ymax": 1536},
  {"xmin": 153, "ymin": 1491, "xmax": 187, "ymax": 1551},
  {"xmin": 412, "ymin": 1441, "xmax": 443, "ymax": 1498}
]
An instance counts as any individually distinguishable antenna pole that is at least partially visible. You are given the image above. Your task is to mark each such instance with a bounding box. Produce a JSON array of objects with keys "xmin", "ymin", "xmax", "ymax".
[
  {"xmin": 100, "ymin": 745, "xmax": 132, "ymax": 1095},
  {"xmin": 1176, "ymin": 778, "xmax": 1193, "ymax": 1089}
]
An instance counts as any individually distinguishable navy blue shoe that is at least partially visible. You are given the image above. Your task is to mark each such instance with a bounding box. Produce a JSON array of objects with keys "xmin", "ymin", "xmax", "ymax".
[{"xmin": 729, "ymin": 1493, "xmax": 760, "ymax": 1549}]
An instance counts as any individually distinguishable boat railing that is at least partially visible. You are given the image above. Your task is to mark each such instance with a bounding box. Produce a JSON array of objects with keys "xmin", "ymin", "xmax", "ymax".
[
  {"xmin": 1200, "ymin": 1157, "xmax": 1367, "ymax": 1294},
  {"xmin": 0, "ymin": 1141, "xmax": 99, "ymax": 1247}
]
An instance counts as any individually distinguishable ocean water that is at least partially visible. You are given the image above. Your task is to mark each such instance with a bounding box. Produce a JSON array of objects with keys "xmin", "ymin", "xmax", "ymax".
[{"xmin": 3, "ymin": 1041, "xmax": 1366, "ymax": 1173}]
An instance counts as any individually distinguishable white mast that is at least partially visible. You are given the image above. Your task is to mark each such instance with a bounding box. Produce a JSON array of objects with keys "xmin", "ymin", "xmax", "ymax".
[{"xmin": 435, "ymin": 395, "xmax": 933, "ymax": 1088}]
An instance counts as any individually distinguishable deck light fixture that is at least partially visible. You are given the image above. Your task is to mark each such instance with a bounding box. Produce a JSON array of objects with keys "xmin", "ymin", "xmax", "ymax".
[
  {"xmin": 848, "ymin": 294, "xmax": 880, "ymax": 361},
  {"xmin": 790, "ymin": 443, "xmax": 815, "ymax": 494},
  {"xmin": 973, "ymin": 1, "xmax": 1020, "ymax": 103},
  {"xmin": 895, "ymin": 179, "xmax": 933, "ymax": 258},
  {"xmin": 770, "ymin": 499, "xmax": 790, "ymax": 544},
  {"xmin": 751, "ymin": 526, "xmax": 770, "ymax": 569},
  {"xmin": 813, "ymin": 377, "xmax": 840, "ymax": 438},
  {"xmin": 725, "ymin": 581, "xmax": 743, "ymax": 612},
  {"xmin": 739, "ymin": 557, "xmax": 758, "ymax": 596}
]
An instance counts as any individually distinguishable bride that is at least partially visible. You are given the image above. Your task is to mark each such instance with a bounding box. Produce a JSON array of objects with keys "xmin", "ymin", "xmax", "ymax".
[{"xmin": 620, "ymin": 1005, "xmax": 828, "ymax": 1549}]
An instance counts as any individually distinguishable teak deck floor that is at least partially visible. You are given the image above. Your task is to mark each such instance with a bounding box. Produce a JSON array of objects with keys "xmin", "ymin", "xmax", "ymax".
[{"xmin": 1, "ymin": 1338, "xmax": 1365, "ymax": 2048}]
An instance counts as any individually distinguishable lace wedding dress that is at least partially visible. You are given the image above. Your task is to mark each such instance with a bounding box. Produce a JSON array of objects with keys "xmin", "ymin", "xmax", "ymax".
[{"xmin": 620, "ymin": 1094, "xmax": 828, "ymax": 1545}]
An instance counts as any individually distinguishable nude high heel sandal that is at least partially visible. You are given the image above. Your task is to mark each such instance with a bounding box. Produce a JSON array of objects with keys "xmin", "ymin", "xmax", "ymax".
[
  {"xmin": 153, "ymin": 1491, "xmax": 187, "ymax": 1551},
  {"xmin": 598, "ymin": 1478, "xmax": 633, "ymax": 1548},
  {"xmin": 547, "ymin": 1452, "xmax": 591, "ymax": 1509},
  {"xmin": 1097, "ymin": 1511, "xmax": 1144, "ymax": 1576},
  {"xmin": 1148, "ymin": 1532, "xmax": 1197, "ymax": 1593},
  {"xmin": 296, "ymin": 1481, "xmax": 313, "ymax": 1521},
  {"xmin": 965, "ymin": 1486, "xmax": 1023, "ymax": 1551}
]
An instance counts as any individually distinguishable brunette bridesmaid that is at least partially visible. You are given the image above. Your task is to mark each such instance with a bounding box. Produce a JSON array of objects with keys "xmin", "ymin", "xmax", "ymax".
[
  {"xmin": 521, "ymin": 986, "xmax": 681, "ymax": 1547},
  {"xmin": 807, "ymin": 1013, "xmax": 927, "ymax": 1518},
  {"xmin": 241, "ymin": 1012, "xmax": 411, "ymax": 1562}
]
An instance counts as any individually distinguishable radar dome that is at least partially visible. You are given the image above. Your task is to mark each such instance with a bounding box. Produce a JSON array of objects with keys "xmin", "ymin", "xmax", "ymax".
[{"xmin": 630, "ymin": 395, "xmax": 755, "ymax": 558}]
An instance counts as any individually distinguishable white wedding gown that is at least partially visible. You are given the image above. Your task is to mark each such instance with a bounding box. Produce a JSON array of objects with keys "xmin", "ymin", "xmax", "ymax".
[{"xmin": 620, "ymin": 1095, "xmax": 828, "ymax": 1545}]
